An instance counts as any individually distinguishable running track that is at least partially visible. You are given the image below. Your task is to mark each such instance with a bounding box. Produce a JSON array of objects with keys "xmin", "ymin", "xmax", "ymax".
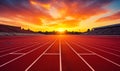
[{"xmin": 0, "ymin": 35, "xmax": 120, "ymax": 71}]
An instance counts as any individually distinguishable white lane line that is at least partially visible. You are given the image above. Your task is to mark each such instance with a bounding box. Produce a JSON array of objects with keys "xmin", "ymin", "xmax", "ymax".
[
  {"xmin": 59, "ymin": 39, "xmax": 62, "ymax": 71},
  {"xmin": 0, "ymin": 44, "xmax": 27, "ymax": 52},
  {"xmin": 77, "ymin": 42, "xmax": 120, "ymax": 57},
  {"xmin": 9, "ymin": 53, "xmax": 26, "ymax": 55},
  {"xmin": 72, "ymin": 42, "xmax": 120, "ymax": 67},
  {"xmin": 0, "ymin": 41, "xmax": 48, "ymax": 58},
  {"xmin": 44, "ymin": 53, "xmax": 59, "ymax": 55},
  {"xmin": 25, "ymin": 40, "xmax": 56, "ymax": 71},
  {"xmin": 92, "ymin": 42, "xmax": 120, "ymax": 53},
  {"xmin": 0, "ymin": 40, "xmax": 51, "ymax": 67},
  {"xmin": 11, "ymin": 41, "xmax": 49, "ymax": 53},
  {"xmin": 78, "ymin": 53, "xmax": 96, "ymax": 55},
  {"xmin": 0, "ymin": 42, "xmax": 38, "ymax": 53},
  {"xmin": 65, "ymin": 41, "xmax": 95, "ymax": 71},
  {"xmin": 0, "ymin": 43, "xmax": 28, "ymax": 52}
]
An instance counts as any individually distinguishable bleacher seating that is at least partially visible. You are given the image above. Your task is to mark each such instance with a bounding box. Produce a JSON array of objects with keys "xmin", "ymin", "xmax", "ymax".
[
  {"xmin": 86, "ymin": 24, "xmax": 120, "ymax": 35},
  {"xmin": 0, "ymin": 24, "xmax": 33, "ymax": 33}
]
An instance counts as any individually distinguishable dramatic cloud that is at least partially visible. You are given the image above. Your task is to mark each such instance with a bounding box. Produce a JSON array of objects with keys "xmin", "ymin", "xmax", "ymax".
[
  {"xmin": 97, "ymin": 11, "xmax": 120, "ymax": 22},
  {"xmin": 0, "ymin": 0, "xmax": 120, "ymax": 32}
]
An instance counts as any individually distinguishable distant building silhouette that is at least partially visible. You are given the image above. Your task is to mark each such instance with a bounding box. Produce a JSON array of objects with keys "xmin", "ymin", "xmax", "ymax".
[{"xmin": 87, "ymin": 29, "xmax": 90, "ymax": 32}]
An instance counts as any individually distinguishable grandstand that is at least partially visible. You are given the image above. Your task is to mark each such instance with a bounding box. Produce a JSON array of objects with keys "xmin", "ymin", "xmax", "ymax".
[
  {"xmin": 0, "ymin": 24, "xmax": 36, "ymax": 36},
  {"xmin": 0, "ymin": 24, "xmax": 33, "ymax": 33},
  {"xmin": 85, "ymin": 24, "xmax": 120, "ymax": 35}
]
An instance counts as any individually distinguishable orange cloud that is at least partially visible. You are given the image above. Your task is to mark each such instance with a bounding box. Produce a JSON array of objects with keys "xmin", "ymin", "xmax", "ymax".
[
  {"xmin": 0, "ymin": 0, "xmax": 116, "ymax": 32},
  {"xmin": 97, "ymin": 12, "xmax": 120, "ymax": 22}
]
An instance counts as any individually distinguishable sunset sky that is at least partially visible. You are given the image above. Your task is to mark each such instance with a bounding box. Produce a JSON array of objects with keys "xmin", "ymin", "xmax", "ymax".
[{"xmin": 0, "ymin": 0, "xmax": 120, "ymax": 32}]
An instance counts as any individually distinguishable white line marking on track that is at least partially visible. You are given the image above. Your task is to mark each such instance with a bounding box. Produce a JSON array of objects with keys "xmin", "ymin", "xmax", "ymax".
[
  {"xmin": 9, "ymin": 53, "xmax": 26, "ymax": 55},
  {"xmin": 91, "ymin": 42, "xmax": 120, "ymax": 53},
  {"xmin": 78, "ymin": 53, "xmax": 96, "ymax": 55},
  {"xmin": 59, "ymin": 39, "xmax": 62, "ymax": 71},
  {"xmin": 0, "ymin": 42, "xmax": 38, "ymax": 53},
  {"xmin": 11, "ymin": 41, "xmax": 49, "ymax": 53},
  {"xmin": 0, "ymin": 43, "xmax": 28, "ymax": 52},
  {"xmin": 78, "ymin": 42, "xmax": 120, "ymax": 57},
  {"xmin": 44, "ymin": 53, "xmax": 59, "ymax": 55},
  {"xmin": 25, "ymin": 40, "xmax": 57, "ymax": 71},
  {"xmin": 0, "ymin": 41, "xmax": 48, "ymax": 58},
  {"xmin": 65, "ymin": 41, "xmax": 95, "ymax": 71},
  {"xmin": 0, "ymin": 40, "xmax": 51, "ymax": 67},
  {"xmin": 72, "ymin": 42, "xmax": 120, "ymax": 67}
]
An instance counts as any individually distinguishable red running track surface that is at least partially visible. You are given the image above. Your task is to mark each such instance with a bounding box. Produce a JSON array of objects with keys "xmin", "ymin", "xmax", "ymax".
[{"xmin": 0, "ymin": 35, "xmax": 120, "ymax": 71}]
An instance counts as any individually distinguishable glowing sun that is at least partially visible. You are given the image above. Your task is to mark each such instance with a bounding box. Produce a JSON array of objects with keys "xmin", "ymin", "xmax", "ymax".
[{"xmin": 57, "ymin": 28, "xmax": 65, "ymax": 33}]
